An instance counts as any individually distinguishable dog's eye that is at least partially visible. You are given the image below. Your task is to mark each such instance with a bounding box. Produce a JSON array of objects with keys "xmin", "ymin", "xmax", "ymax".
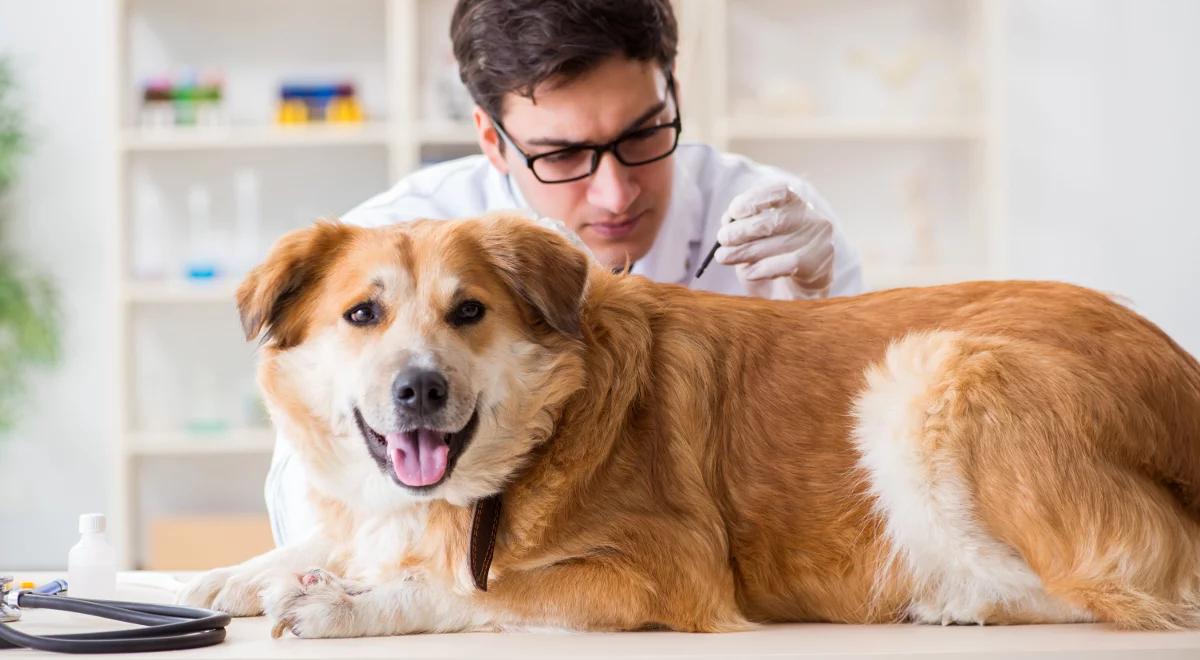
[
  {"xmin": 450, "ymin": 300, "xmax": 485, "ymax": 326},
  {"xmin": 344, "ymin": 302, "xmax": 380, "ymax": 327}
]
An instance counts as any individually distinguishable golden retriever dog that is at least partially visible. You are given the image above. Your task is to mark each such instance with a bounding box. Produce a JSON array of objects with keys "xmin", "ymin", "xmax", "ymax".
[{"xmin": 180, "ymin": 213, "xmax": 1200, "ymax": 636}]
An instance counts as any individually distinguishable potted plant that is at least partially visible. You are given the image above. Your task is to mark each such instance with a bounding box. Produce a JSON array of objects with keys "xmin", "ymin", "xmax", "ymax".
[{"xmin": 0, "ymin": 57, "xmax": 58, "ymax": 431}]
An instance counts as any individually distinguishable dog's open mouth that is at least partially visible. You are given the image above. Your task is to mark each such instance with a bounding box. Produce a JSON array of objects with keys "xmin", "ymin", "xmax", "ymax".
[{"xmin": 353, "ymin": 407, "xmax": 480, "ymax": 490}]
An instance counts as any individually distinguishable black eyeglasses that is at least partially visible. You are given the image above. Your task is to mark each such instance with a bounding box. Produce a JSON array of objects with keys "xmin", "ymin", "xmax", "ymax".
[{"xmin": 491, "ymin": 75, "xmax": 682, "ymax": 184}]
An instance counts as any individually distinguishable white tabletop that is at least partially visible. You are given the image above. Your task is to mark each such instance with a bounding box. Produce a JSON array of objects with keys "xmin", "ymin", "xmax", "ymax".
[{"xmin": 5, "ymin": 572, "xmax": 1200, "ymax": 659}]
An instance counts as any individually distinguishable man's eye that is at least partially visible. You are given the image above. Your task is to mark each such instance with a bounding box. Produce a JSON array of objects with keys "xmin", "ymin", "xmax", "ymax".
[
  {"xmin": 450, "ymin": 300, "xmax": 486, "ymax": 326},
  {"xmin": 541, "ymin": 148, "xmax": 586, "ymax": 164},
  {"xmin": 622, "ymin": 126, "xmax": 660, "ymax": 143},
  {"xmin": 344, "ymin": 302, "xmax": 380, "ymax": 326}
]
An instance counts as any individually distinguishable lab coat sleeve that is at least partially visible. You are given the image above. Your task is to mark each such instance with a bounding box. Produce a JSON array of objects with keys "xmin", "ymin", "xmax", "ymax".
[
  {"xmin": 340, "ymin": 185, "xmax": 447, "ymax": 227},
  {"xmin": 264, "ymin": 428, "xmax": 320, "ymax": 547}
]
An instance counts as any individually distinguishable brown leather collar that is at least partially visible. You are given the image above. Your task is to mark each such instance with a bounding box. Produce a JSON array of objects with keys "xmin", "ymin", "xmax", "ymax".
[{"xmin": 469, "ymin": 493, "xmax": 503, "ymax": 591}]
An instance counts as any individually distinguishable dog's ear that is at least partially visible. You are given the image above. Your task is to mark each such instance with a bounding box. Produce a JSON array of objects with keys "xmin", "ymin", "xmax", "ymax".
[
  {"xmin": 237, "ymin": 221, "xmax": 356, "ymax": 348},
  {"xmin": 479, "ymin": 215, "xmax": 590, "ymax": 339}
]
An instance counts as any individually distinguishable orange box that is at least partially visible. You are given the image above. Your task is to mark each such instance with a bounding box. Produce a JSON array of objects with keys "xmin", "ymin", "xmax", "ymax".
[{"xmin": 146, "ymin": 514, "xmax": 274, "ymax": 570}]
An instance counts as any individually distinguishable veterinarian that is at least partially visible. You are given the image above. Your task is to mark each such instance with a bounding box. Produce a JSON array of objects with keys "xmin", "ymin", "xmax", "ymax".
[{"xmin": 266, "ymin": 0, "xmax": 865, "ymax": 544}]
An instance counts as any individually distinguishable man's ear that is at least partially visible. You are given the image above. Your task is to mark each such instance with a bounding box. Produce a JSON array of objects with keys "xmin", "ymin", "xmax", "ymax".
[
  {"xmin": 474, "ymin": 107, "xmax": 508, "ymax": 174},
  {"xmin": 236, "ymin": 221, "xmax": 357, "ymax": 349},
  {"xmin": 478, "ymin": 214, "xmax": 590, "ymax": 339}
]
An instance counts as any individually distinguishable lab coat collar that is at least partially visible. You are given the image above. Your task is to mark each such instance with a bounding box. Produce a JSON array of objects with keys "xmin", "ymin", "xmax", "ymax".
[
  {"xmin": 500, "ymin": 171, "xmax": 534, "ymax": 219},
  {"xmin": 631, "ymin": 156, "xmax": 705, "ymax": 284}
]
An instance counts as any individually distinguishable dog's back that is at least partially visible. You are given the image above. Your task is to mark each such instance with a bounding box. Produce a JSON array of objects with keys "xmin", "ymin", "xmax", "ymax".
[{"xmin": 575, "ymin": 276, "xmax": 1200, "ymax": 627}]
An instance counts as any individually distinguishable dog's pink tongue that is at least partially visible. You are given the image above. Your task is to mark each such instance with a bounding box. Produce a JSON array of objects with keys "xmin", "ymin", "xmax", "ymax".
[{"xmin": 386, "ymin": 430, "xmax": 450, "ymax": 487}]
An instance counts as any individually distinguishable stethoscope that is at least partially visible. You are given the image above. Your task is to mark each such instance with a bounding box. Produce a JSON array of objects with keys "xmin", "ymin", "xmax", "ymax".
[{"xmin": 0, "ymin": 577, "xmax": 228, "ymax": 654}]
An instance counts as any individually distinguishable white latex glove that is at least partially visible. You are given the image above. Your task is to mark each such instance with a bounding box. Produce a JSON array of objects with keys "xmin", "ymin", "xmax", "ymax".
[{"xmin": 714, "ymin": 182, "xmax": 835, "ymax": 300}]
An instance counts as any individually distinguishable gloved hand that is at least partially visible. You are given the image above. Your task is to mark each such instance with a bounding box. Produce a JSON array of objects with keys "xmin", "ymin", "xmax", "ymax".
[{"xmin": 714, "ymin": 182, "xmax": 835, "ymax": 300}]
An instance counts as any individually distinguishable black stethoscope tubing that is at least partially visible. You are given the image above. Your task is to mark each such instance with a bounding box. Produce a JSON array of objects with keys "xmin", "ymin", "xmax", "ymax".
[{"xmin": 0, "ymin": 592, "xmax": 229, "ymax": 654}]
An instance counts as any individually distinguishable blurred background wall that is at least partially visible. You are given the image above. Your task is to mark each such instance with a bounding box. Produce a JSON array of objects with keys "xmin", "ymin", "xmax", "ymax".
[{"xmin": 0, "ymin": 0, "xmax": 1197, "ymax": 569}]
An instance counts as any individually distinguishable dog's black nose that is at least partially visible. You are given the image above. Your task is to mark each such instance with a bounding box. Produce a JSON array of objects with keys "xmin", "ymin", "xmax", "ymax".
[{"xmin": 393, "ymin": 368, "xmax": 449, "ymax": 415}]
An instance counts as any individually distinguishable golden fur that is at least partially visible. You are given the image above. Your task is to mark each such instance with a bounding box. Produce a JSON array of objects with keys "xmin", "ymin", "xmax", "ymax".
[{"xmin": 181, "ymin": 214, "xmax": 1200, "ymax": 635}]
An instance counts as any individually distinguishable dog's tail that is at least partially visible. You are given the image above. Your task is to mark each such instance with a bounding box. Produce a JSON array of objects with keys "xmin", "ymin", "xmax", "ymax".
[{"xmin": 1134, "ymin": 312, "xmax": 1200, "ymax": 518}]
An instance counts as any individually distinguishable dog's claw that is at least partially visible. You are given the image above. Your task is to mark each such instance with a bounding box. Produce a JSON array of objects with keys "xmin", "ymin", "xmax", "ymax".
[{"xmin": 270, "ymin": 619, "xmax": 289, "ymax": 639}]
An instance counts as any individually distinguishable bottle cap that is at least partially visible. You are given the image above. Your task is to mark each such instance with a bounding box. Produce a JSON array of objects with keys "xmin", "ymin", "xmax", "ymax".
[{"xmin": 79, "ymin": 513, "xmax": 106, "ymax": 534}]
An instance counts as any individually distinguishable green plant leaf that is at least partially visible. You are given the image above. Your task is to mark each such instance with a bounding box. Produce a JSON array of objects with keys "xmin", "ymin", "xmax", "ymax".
[{"xmin": 0, "ymin": 57, "xmax": 59, "ymax": 432}]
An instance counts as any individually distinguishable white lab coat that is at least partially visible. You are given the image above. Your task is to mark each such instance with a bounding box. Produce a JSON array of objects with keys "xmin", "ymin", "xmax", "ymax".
[{"xmin": 264, "ymin": 143, "xmax": 863, "ymax": 545}]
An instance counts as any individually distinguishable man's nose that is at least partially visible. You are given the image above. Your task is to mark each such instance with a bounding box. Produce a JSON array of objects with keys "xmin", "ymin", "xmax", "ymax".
[
  {"xmin": 392, "ymin": 368, "xmax": 448, "ymax": 416},
  {"xmin": 586, "ymin": 152, "xmax": 640, "ymax": 215}
]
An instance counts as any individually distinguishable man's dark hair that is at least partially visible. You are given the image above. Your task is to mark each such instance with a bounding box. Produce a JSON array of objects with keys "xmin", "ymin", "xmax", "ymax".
[{"xmin": 451, "ymin": 0, "xmax": 678, "ymax": 119}]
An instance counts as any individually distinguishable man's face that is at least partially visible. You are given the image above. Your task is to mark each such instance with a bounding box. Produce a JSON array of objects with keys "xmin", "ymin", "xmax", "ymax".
[{"xmin": 475, "ymin": 57, "xmax": 677, "ymax": 270}]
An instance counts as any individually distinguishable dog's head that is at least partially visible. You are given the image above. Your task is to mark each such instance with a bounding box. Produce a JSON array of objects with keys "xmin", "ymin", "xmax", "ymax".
[{"xmin": 238, "ymin": 214, "xmax": 590, "ymax": 506}]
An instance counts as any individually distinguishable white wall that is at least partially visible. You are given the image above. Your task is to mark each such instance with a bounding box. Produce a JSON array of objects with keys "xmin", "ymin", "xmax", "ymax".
[
  {"xmin": 1006, "ymin": 0, "xmax": 1200, "ymax": 357},
  {"xmin": 0, "ymin": 0, "xmax": 118, "ymax": 568},
  {"xmin": 0, "ymin": 1, "xmax": 1197, "ymax": 569}
]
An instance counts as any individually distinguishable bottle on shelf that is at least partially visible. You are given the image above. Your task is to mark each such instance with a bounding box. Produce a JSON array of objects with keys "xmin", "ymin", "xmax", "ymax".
[
  {"xmin": 184, "ymin": 185, "xmax": 221, "ymax": 281},
  {"xmin": 232, "ymin": 169, "xmax": 262, "ymax": 276}
]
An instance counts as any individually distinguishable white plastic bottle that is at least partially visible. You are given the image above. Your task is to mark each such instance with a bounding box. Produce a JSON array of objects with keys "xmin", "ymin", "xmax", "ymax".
[
  {"xmin": 232, "ymin": 168, "xmax": 262, "ymax": 276},
  {"xmin": 67, "ymin": 513, "xmax": 117, "ymax": 600},
  {"xmin": 184, "ymin": 185, "xmax": 222, "ymax": 280}
]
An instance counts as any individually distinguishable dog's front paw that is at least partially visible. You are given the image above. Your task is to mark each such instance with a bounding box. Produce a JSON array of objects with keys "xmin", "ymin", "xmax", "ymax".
[
  {"xmin": 266, "ymin": 568, "xmax": 371, "ymax": 639},
  {"xmin": 178, "ymin": 566, "xmax": 282, "ymax": 617}
]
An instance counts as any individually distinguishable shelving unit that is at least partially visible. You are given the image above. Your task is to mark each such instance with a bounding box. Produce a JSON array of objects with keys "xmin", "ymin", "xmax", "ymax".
[
  {"xmin": 704, "ymin": 0, "xmax": 1006, "ymax": 288},
  {"xmin": 111, "ymin": 0, "xmax": 483, "ymax": 568},
  {"xmin": 416, "ymin": 120, "xmax": 479, "ymax": 146},
  {"xmin": 120, "ymin": 122, "xmax": 394, "ymax": 151},
  {"xmin": 122, "ymin": 280, "xmax": 239, "ymax": 304},
  {"xmin": 109, "ymin": 0, "xmax": 1004, "ymax": 569},
  {"xmin": 129, "ymin": 428, "xmax": 276, "ymax": 457}
]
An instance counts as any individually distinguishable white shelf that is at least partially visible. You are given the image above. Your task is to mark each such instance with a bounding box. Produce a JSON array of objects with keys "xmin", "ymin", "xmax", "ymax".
[
  {"xmin": 120, "ymin": 122, "xmax": 393, "ymax": 151},
  {"xmin": 130, "ymin": 428, "xmax": 275, "ymax": 457},
  {"xmin": 722, "ymin": 116, "xmax": 982, "ymax": 142},
  {"xmin": 417, "ymin": 120, "xmax": 477, "ymax": 145},
  {"xmin": 123, "ymin": 280, "xmax": 240, "ymax": 305}
]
